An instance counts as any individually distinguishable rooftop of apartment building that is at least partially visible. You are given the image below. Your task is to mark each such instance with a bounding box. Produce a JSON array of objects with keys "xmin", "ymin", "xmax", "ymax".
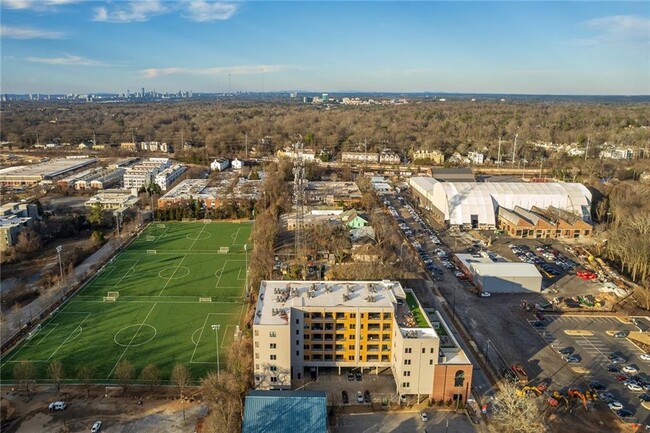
[{"xmin": 255, "ymin": 280, "xmax": 406, "ymax": 326}]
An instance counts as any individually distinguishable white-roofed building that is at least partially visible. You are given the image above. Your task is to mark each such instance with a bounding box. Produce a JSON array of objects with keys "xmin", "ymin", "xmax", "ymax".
[
  {"xmin": 409, "ymin": 177, "xmax": 591, "ymax": 229},
  {"xmin": 455, "ymin": 253, "xmax": 542, "ymax": 293}
]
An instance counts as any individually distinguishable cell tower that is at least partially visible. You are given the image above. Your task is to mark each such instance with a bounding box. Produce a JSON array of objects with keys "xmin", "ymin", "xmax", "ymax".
[{"xmin": 293, "ymin": 141, "xmax": 306, "ymax": 279}]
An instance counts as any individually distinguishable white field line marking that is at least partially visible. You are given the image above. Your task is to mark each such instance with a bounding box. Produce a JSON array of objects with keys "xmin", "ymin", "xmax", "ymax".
[
  {"xmin": 231, "ymin": 227, "xmax": 241, "ymax": 245},
  {"xmin": 154, "ymin": 228, "xmax": 168, "ymax": 243},
  {"xmin": 107, "ymin": 302, "xmax": 158, "ymax": 379},
  {"xmin": 189, "ymin": 313, "xmax": 212, "ymax": 363},
  {"xmin": 113, "ymin": 260, "xmax": 140, "ymax": 288},
  {"xmin": 46, "ymin": 313, "xmax": 92, "ymax": 361},
  {"xmin": 214, "ymin": 262, "xmax": 226, "ymax": 289},
  {"xmin": 35, "ymin": 324, "xmax": 60, "ymax": 346},
  {"xmin": 158, "ymin": 254, "xmax": 188, "ymax": 296},
  {"xmin": 221, "ymin": 324, "xmax": 234, "ymax": 348}
]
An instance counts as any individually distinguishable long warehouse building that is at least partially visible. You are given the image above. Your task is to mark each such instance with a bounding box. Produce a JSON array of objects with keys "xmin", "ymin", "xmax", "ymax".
[{"xmin": 409, "ymin": 177, "xmax": 592, "ymax": 229}]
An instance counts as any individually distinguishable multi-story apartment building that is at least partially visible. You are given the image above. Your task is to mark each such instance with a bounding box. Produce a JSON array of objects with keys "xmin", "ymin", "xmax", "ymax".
[
  {"xmin": 379, "ymin": 149, "xmax": 401, "ymax": 165},
  {"xmin": 253, "ymin": 280, "xmax": 473, "ymax": 402},
  {"xmin": 467, "ymin": 151, "xmax": 485, "ymax": 165},
  {"xmin": 412, "ymin": 149, "xmax": 445, "ymax": 164},
  {"xmin": 154, "ymin": 164, "xmax": 186, "ymax": 191},
  {"xmin": 341, "ymin": 151, "xmax": 379, "ymax": 164},
  {"xmin": 123, "ymin": 158, "xmax": 171, "ymax": 189}
]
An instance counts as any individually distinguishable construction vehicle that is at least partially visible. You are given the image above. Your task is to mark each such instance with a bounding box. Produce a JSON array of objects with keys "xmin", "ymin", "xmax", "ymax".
[
  {"xmin": 548, "ymin": 391, "xmax": 569, "ymax": 409},
  {"xmin": 567, "ymin": 388, "xmax": 588, "ymax": 411},
  {"xmin": 511, "ymin": 364, "xmax": 529, "ymax": 384},
  {"xmin": 516, "ymin": 383, "xmax": 547, "ymax": 397}
]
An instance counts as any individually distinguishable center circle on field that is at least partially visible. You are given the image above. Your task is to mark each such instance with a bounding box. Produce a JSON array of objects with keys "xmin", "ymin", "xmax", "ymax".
[
  {"xmin": 114, "ymin": 324, "xmax": 157, "ymax": 347},
  {"xmin": 159, "ymin": 266, "xmax": 190, "ymax": 279},
  {"xmin": 186, "ymin": 232, "xmax": 212, "ymax": 241}
]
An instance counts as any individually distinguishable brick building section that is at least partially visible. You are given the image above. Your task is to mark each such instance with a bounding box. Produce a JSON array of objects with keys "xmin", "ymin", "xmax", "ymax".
[{"xmin": 432, "ymin": 363, "xmax": 473, "ymax": 403}]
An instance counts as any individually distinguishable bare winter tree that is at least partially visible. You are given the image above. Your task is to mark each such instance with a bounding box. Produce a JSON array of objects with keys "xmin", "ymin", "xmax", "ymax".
[
  {"xmin": 47, "ymin": 360, "xmax": 65, "ymax": 394},
  {"xmin": 170, "ymin": 363, "xmax": 192, "ymax": 424},
  {"xmin": 78, "ymin": 365, "xmax": 95, "ymax": 398},
  {"xmin": 13, "ymin": 360, "xmax": 36, "ymax": 397},
  {"xmin": 489, "ymin": 382, "xmax": 548, "ymax": 433},
  {"xmin": 139, "ymin": 363, "xmax": 160, "ymax": 393},
  {"xmin": 114, "ymin": 359, "xmax": 135, "ymax": 396}
]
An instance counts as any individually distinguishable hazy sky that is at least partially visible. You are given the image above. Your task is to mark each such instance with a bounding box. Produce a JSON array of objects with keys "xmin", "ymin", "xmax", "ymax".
[{"xmin": 1, "ymin": 1, "xmax": 649, "ymax": 95}]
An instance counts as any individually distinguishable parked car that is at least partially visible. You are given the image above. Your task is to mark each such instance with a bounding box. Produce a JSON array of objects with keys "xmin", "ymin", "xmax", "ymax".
[
  {"xmin": 531, "ymin": 321, "xmax": 545, "ymax": 328},
  {"xmin": 91, "ymin": 421, "xmax": 103, "ymax": 433},
  {"xmin": 600, "ymin": 392, "xmax": 616, "ymax": 402},
  {"xmin": 614, "ymin": 331, "xmax": 629, "ymax": 338},
  {"xmin": 616, "ymin": 374, "xmax": 629, "ymax": 382},
  {"xmin": 420, "ymin": 411, "xmax": 429, "ymax": 422},
  {"xmin": 48, "ymin": 402, "xmax": 66, "ymax": 411},
  {"xmin": 364, "ymin": 390, "xmax": 371, "ymax": 403},
  {"xmin": 566, "ymin": 355, "xmax": 580, "ymax": 363},
  {"xmin": 589, "ymin": 382, "xmax": 606, "ymax": 391},
  {"xmin": 608, "ymin": 401, "xmax": 624, "ymax": 411},
  {"xmin": 355, "ymin": 371, "xmax": 362, "ymax": 381},
  {"xmin": 628, "ymin": 383, "xmax": 643, "ymax": 392},
  {"xmin": 480, "ymin": 292, "xmax": 491, "ymax": 298},
  {"xmin": 356, "ymin": 391, "xmax": 364, "ymax": 403},
  {"xmin": 616, "ymin": 409, "xmax": 634, "ymax": 418},
  {"xmin": 638, "ymin": 394, "xmax": 650, "ymax": 402},
  {"xmin": 342, "ymin": 391, "xmax": 349, "ymax": 404},
  {"xmin": 347, "ymin": 372, "xmax": 354, "ymax": 381},
  {"xmin": 558, "ymin": 347, "xmax": 573, "ymax": 355},
  {"xmin": 641, "ymin": 354, "xmax": 650, "ymax": 362},
  {"xmin": 623, "ymin": 365, "xmax": 639, "ymax": 374},
  {"xmin": 607, "ymin": 364, "xmax": 622, "ymax": 373}
]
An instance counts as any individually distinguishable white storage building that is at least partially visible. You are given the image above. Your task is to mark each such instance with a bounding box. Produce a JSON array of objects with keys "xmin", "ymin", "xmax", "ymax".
[
  {"xmin": 456, "ymin": 253, "xmax": 542, "ymax": 293},
  {"xmin": 409, "ymin": 177, "xmax": 591, "ymax": 228}
]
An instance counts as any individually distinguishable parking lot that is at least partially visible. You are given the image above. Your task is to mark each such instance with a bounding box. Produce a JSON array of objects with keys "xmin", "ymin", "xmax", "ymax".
[
  {"xmin": 389, "ymin": 189, "xmax": 649, "ymax": 429},
  {"xmin": 531, "ymin": 314, "xmax": 650, "ymax": 424}
]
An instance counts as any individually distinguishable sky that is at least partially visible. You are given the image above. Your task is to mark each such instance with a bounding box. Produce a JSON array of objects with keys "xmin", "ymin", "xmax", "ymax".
[{"xmin": 0, "ymin": 0, "xmax": 649, "ymax": 95}]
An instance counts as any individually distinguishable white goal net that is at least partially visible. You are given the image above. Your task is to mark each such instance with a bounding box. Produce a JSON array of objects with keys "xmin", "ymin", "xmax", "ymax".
[
  {"xmin": 103, "ymin": 296, "xmax": 117, "ymax": 302},
  {"xmin": 218, "ymin": 247, "xmax": 229, "ymax": 254},
  {"xmin": 147, "ymin": 250, "xmax": 157, "ymax": 255},
  {"xmin": 199, "ymin": 297, "xmax": 212, "ymax": 303}
]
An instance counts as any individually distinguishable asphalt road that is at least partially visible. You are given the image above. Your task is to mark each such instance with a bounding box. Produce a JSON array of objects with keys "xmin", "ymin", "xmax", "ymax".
[{"xmin": 337, "ymin": 411, "xmax": 478, "ymax": 433}]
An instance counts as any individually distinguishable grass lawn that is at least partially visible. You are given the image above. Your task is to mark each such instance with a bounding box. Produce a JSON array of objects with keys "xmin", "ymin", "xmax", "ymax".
[
  {"xmin": 0, "ymin": 221, "xmax": 252, "ymax": 384},
  {"xmin": 405, "ymin": 291, "xmax": 430, "ymax": 328}
]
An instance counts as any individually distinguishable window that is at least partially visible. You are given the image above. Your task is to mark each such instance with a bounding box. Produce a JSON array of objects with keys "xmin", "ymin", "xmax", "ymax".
[
  {"xmin": 270, "ymin": 366, "xmax": 277, "ymax": 372},
  {"xmin": 403, "ymin": 371, "xmax": 411, "ymax": 377},
  {"xmin": 430, "ymin": 348, "xmax": 434, "ymax": 354},
  {"xmin": 296, "ymin": 340, "xmax": 299, "ymax": 346},
  {"xmin": 270, "ymin": 355, "xmax": 277, "ymax": 360},
  {"xmin": 270, "ymin": 377, "xmax": 277, "ymax": 383},
  {"xmin": 255, "ymin": 364, "xmax": 259, "ymax": 370},
  {"xmin": 296, "ymin": 351, "xmax": 299, "ymax": 356},
  {"xmin": 296, "ymin": 330, "xmax": 300, "ymax": 335},
  {"xmin": 350, "ymin": 324, "xmax": 356, "ymax": 330},
  {"xmin": 254, "ymin": 330, "xmax": 259, "ymax": 336},
  {"xmin": 430, "ymin": 359, "xmax": 433, "ymax": 365},
  {"xmin": 270, "ymin": 343, "xmax": 276, "ymax": 349},
  {"xmin": 422, "ymin": 347, "xmax": 426, "ymax": 353},
  {"xmin": 383, "ymin": 313, "xmax": 391, "ymax": 320},
  {"xmin": 255, "ymin": 353, "xmax": 259, "ymax": 359},
  {"xmin": 405, "ymin": 348, "xmax": 412, "ymax": 354},
  {"xmin": 454, "ymin": 370, "xmax": 465, "ymax": 387},
  {"xmin": 348, "ymin": 355, "xmax": 355, "ymax": 361},
  {"xmin": 295, "ymin": 319, "xmax": 299, "ymax": 324},
  {"xmin": 270, "ymin": 331, "xmax": 276, "ymax": 337},
  {"xmin": 404, "ymin": 359, "xmax": 411, "ymax": 365},
  {"xmin": 402, "ymin": 382, "xmax": 410, "ymax": 388},
  {"xmin": 349, "ymin": 313, "xmax": 356, "ymax": 319},
  {"xmin": 348, "ymin": 345, "xmax": 355, "ymax": 350},
  {"xmin": 254, "ymin": 342, "xmax": 259, "ymax": 348}
]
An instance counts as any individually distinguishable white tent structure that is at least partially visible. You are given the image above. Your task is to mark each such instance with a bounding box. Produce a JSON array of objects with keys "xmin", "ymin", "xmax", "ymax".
[{"xmin": 409, "ymin": 177, "xmax": 591, "ymax": 228}]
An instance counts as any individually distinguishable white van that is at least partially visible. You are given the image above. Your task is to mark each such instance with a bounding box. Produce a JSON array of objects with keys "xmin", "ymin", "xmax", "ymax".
[{"xmin": 48, "ymin": 401, "xmax": 66, "ymax": 411}]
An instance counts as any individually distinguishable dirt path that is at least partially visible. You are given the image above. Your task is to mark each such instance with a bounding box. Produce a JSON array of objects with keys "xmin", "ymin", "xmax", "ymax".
[{"xmin": 2, "ymin": 385, "xmax": 207, "ymax": 433}]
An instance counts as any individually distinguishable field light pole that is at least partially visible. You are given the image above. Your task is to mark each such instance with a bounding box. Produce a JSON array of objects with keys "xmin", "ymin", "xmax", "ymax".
[
  {"xmin": 56, "ymin": 245, "xmax": 64, "ymax": 300},
  {"xmin": 244, "ymin": 244, "xmax": 248, "ymax": 296},
  {"xmin": 212, "ymin": 324, "xmax": 221, "ymax": 381}
]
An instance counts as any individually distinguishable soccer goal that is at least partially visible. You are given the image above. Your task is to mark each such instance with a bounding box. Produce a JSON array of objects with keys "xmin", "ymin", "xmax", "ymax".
[
  {"xmin": 218, "ymin": 247, "xmax": 229, "ymax": 254},
  {"xmin": 157, "ymin": 223, "xmax": 166, "ymax": 229},
  {"xmin": 199, "ymin": 297, "xmax": 212, "ymax": 303},
  {"xmin": 107, "ymin": 291, "xmax": 120, "ymax": 299},
  {"xmin": 103, "ymin": 296, "xmax": 117, "ymax": 302},
  {"xmin": 27, "ymin": 324, "xmax": 42, "ymax": 340},
  {"xmin": 146, "ymin": 235, "xmax": 156, "ymax": 241},
  {"xmin": 147, "ymin": 250, "xmax": 157, "ymax": 255},
  {"xmin": 203, "ymin": 219, "xmax": 211, "ymax": 224}
]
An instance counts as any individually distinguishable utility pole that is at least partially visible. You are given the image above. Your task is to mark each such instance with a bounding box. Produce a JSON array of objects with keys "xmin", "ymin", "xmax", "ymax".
[
  {"xmin": 56, "ymin": 245, "xmax": 64, "ymax": 300},
  {"xmin": 512, "ymin": 134, "xmax": 518, "ymax": 168},
  {"xmin": 497, "ymin": 136, "xmax": 502, "ymax": 166},
  {"xmin": 585, "ymin": 137, "xmax": 589, "ymax": 161},
  {"xmin": 245, "ymin": 133, "xmax": 248, "ymax": 159},
  {"xmin": 180, "ymin": 131, "xmax": 184, "ymax": 150},
  {"xmin": 93, "ymin": 129, "xmax": 96, "ymax": 147}
]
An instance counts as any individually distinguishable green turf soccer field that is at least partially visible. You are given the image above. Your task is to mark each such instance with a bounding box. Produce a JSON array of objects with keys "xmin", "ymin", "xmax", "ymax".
[{"xmin": 0, "ymin": 221, "xmax": 252, "ymax": 384}]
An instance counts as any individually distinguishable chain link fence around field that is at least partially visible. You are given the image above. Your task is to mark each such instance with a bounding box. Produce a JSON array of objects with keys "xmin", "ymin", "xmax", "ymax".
[{"xmin": 1, "ymin": 228, "xmax": 143, "ymax": 355}]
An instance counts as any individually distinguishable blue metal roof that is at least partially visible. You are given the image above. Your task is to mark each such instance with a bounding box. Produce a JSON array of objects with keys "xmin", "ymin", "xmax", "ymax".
[{"xmin": 243, "ymin": 391, "xmax": 328, "ymax": 433}]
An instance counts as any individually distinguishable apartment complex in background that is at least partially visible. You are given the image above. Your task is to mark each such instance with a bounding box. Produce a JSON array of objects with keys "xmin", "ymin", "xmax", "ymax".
[
  {"xmin": 0, "ymin": 202, "xmax": 39, "ymax": 252},
  {"xmin": 252, "ymin": 280, "xmax": 473, "ymax": 403},
  {"xmin": 412, "ymin": 149, "xmax": 445, "ymax": 164},
  {"xmin": 341, "ymin": 151, "xmax": 379, "ymax": 164},
  {"xmin": 123, "ymin": 158, "xmax": 171, "ymax": 189},
  {"xmin": 154, "ymin": 164, "xmax": 186, "ymax": 191}
]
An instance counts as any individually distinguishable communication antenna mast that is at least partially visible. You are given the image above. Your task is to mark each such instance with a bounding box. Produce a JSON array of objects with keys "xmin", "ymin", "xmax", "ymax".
[{"xmin": 293, "ymin": 141, "xmax": 306, "ymax": 279}]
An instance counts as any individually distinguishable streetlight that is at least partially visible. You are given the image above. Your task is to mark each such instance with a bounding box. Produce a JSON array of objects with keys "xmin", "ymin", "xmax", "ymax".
[
  {"xmin": 211, "ymin": 324, "xmax": 221, "ymax": 381},
  {"xmin": 114, "ymin": 211, "xmax": 121, "ymax": 238},
  {"xmin": 56, "ymin": 245, "xmax": 64, "ymax": 300}
]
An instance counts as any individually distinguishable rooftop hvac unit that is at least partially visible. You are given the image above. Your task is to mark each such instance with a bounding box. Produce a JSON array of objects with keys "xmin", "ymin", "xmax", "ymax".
[{"xmin": 342, "ymin": 293, "xmax": 350, "ymax": 302}]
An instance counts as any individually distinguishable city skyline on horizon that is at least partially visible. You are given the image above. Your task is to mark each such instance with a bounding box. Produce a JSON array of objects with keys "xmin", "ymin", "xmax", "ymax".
[{"xmin": 1, "ymin": 1, "xmax": 649, "ymax": 95}]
